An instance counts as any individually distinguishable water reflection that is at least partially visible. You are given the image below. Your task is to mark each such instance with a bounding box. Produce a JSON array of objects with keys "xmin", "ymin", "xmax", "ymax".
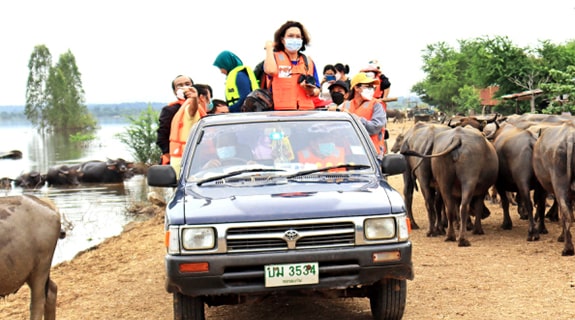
[{"xmin": 0, "ymin": 121, "xmax": 155, "ymax": 265}]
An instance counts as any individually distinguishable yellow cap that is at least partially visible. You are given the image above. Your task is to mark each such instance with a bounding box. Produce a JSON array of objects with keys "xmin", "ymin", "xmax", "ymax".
[{"xmin": 350, "ymin": 72, "xmax": 380, "ymax": 89}]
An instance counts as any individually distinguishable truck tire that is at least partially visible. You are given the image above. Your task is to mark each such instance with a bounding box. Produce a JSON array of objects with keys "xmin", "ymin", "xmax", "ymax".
[
  {"xmin": 369, "ymin": 278, "xmax": 407, "ymax": 320},
  {"xmin": 173, "ymin": 292, "xmax": 205, "ymax": 320}
]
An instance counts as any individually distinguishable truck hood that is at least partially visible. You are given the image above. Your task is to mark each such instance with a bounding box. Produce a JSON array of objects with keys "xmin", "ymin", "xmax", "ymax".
[{"xmin": 166, "ymin": 181, "xmax": 405, "ymax": 225}]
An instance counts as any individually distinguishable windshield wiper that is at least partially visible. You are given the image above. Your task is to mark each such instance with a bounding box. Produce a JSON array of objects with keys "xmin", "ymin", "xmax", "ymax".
[
  {"xmin": 285, "ymin": 164, "xmax": 371, "ymax": 179},
  {"xmin": 196, "ymin": 168, "xmax": 286, "ymax": 186}
]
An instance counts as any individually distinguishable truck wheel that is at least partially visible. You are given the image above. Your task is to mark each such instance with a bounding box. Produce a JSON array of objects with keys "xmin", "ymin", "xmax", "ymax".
[
  {"xmin": 369, "ymin": 279, "xmax": 407, "ymax": 320},
  {"xmin": 173, "ymin": 292, "xmax": 205, "ymax": 320}
]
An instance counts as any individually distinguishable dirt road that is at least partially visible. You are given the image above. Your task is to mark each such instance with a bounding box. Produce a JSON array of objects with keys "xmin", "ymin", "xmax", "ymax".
[{"xmin": 1, "ymin": 121, "xmax": 574, "ymax": 319}]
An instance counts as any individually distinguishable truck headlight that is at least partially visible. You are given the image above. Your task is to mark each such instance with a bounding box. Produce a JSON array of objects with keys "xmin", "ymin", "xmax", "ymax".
[
  {"xmin": 182, "ymin": 227, "xmax": 215, "ymax": 250},
  {"xmin": 364, "ymin": 218, "xmax": 395, "ymax": 240}
]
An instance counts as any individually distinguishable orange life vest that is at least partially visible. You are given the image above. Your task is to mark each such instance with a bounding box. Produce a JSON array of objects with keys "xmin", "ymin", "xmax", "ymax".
[
  {"xmin": 271, "ymin": 51, "xmax": 315, "ymax": 110},
  {"xmin": 297, "ymin": 146, "xmax": 346, "ymax": 169},
  {"xmin": 348, "ymin": 99, "xmax": 385, "ymax": 155},
  {"xmin": 169, "ymin": 100, "xmax": 207, "ymax": 158}
]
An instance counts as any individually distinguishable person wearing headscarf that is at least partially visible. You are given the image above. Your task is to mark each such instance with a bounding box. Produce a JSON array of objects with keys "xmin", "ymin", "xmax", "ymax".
[{"xmin": 213, "ymin": 50, "xmax": 259, "ymax": 112}]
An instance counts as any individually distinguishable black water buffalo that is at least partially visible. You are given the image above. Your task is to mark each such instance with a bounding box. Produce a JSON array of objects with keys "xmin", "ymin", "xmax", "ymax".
[
  {"xmin": 14, "ymin": 171, "xmax": 46, "ymax": 189},
  {"xmin": 491, "ymin": 122, "xmax": 548, "ymax": 241},
  {"xmin": 386, "ymin": 109, "xmax": 406, "ymax": 123},
  {"xmin": 0, "ymin": 177, "xmax": 13, "ymax": 191},
  {"xmin": 79, "ymin": 158, "xmax": 134, "ymax": 183},
  {"xmin": 46, "ymin": 164, "xmax": 82, "ymax": 186},
  {"xmin": 0, "ymin": 150, "xmax": 22, "ymax": 160},
  {"xmin": 393, "ymin": 122, "xmax": 451, "ymax": 235},
  {"xmin": 0, "ymin": 195, "xmax": 63, "ymax": 320},
  {"xmin": 532, "ymin": 123, "xmax": 575, "ymax": 256},
  {"xmin": 404, "ymin": 126, "xmax": 498, "ymax": 246}
]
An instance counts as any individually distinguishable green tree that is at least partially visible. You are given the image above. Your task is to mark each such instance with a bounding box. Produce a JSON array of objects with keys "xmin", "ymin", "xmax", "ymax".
[
  {"xmin": 451, "ymin": 85, "xmax": 482, "ymax": 115},
  {"xmin": 540, "ymin": 66, "xmax": 575, "ymax": 114},
  {"xmin": 116, "ymin": 104, "xmax": 162, "ymax": 165},
  {"xmin": 414, "ymin": 36, "xmax": 569, "ymax": 115},
  {"xmin": 25, "ymin": 45, "xmax": 52, "ymax": 131},
  {"xmin": 45, "ymin": 50, "xmax": 96, "ymax": 132},
  {"xmin": 413, "ymin": 42, "xmax": 464, "ymax": 113},
  {"xmin": 25, "ymin": 46, "xmax": 96, "ymax": 133}
]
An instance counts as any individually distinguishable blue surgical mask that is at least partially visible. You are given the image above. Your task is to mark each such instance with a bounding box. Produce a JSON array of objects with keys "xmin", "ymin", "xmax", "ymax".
[
  {"xmin": 318, "ymin": 143, "xmax": 336, "ymax": 156},
  {"xmin": 284, "ymin": 38, "xmax": 303, "ymax": 52},
  {"xmin": 207, "ymin": 100, "xmax": 214, "ymax": 112},
  {"xmin": 216, "ymin": 146, "xmax": 236, "ymax": 159}
]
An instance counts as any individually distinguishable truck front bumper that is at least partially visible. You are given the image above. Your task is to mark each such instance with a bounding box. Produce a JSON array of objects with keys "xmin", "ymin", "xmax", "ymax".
[{"xmin": 165, "ymin": 242, "xmax": 413, "ymax": 296}]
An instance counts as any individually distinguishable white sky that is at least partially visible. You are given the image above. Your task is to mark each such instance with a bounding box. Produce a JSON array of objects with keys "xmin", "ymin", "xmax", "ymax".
[{"xmin": 1, "ymin": 0, "xmax": 574, "ymax": 106}]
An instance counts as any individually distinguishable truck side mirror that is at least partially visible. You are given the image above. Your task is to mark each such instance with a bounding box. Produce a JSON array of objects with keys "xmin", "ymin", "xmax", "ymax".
[{"xmin": 380, "ymin": 153, "xmax": 407, "ymax": 176}]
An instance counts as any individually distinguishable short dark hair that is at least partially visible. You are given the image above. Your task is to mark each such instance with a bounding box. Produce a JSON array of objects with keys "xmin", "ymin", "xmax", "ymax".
[
  {"xmin": 193, "ymin": 84, "xmax": 212, "ymax": 99},
  {"xmin": 323, "ymin": 64, "xmax": 336, "ymax": 75},
  {"xmin": 171, "ymin": 75, "xmax": 194, "ymax": 91}
]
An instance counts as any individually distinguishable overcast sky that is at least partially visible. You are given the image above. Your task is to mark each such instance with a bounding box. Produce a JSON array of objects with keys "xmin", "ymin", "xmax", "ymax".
[{"xmin": 1, "ymin": 0, "xmax": 573, "ymax": 106}]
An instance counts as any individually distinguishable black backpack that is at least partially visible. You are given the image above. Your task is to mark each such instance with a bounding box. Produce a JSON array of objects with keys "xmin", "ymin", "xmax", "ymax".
[{"xmin": 241, "ymin": 88, "xmax": 274, "ymax": 112}]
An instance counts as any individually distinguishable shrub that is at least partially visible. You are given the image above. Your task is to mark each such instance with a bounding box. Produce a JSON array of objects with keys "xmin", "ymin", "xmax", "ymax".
[{"xmin": 116, "ymin": 104, "xmax": 161, "ymax": 165}]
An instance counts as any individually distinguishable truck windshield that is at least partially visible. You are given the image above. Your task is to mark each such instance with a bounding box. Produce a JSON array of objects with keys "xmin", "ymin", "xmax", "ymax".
[{"xmin": 185, "ymin": 120, "xmax": 374, "ymax": 180}]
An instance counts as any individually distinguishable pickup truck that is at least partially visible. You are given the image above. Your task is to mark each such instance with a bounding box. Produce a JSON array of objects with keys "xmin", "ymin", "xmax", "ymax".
[{"xmin": 147, "ymin": 111, "xmax": 413, "ymax": 320}]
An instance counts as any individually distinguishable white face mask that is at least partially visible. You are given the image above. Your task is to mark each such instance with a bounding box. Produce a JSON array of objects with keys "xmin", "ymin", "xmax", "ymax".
[
  {"xmin": 176, "ymin": 86, "xmax": 190, "ymax": 100},
  {"xmin": 360, "ymin": 87, "xmax": 375, "ymax": 100},
  {"xmin": 284, "ymin": 38, "xmax": 303, "ymax": 52},
  {"xmin": 335, "ymin": 73, "xmax": 342, "ymax": 81}
]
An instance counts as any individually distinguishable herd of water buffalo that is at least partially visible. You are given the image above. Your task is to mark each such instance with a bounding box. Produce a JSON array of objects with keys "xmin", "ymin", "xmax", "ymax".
[
  {"xmin": 1, "ymin": 158, "xmax": 136, "ymax": 190},
  {"xmin": 390, "ymin": 112, "xmax": 575, "ymax": 257}
]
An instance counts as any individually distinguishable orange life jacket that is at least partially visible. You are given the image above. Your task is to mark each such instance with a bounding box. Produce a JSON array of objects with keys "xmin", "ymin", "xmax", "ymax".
[
  {"xmin": 271, "ymin": 51, "xmax": 315, "ymax": 110},
  {"xmin": 348, "ymin": 99, "xmax": 385, "ymax": 155},
  {"xmin": 297, "ymin": 146, "xmax": 346, "ymax": 169},
  {"xmin": 169, "ymin": 100, "xmax": 207, "ymax": 158}
]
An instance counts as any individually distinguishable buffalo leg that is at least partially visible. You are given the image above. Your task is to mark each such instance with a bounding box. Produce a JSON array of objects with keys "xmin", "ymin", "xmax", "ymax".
[
  {"xmin": 45, "ymin": 279, "xmax": 57, "ymax": 320},
  {"xmin": 498, "ymin": 185, "xmax": 513, "ymax": 230},
  {"xmin": 444, "ymin": 199, "xmax": 458, "ymax": 242},
  {"xmin": 402, "ymin": 173, "xmax": 419, "ymax": 230},
  {"xmin": 556, "ymin": 191, "xmax": 574, "ymax": 256},
  {"xmin": 533, "ymin": 187, "xmax": 548, "ymax": 235}
]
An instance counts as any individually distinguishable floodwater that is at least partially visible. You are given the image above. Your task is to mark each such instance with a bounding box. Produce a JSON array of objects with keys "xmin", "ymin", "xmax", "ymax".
[{"xmin": 0, "ymin": 120, "xmax": 157, "ymax": 265}]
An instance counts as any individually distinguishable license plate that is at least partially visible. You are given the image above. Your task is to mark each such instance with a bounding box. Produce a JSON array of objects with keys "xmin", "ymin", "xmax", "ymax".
[{"xmin": 264, "ymin": 262, "xmax": 319, "ymax": 287}]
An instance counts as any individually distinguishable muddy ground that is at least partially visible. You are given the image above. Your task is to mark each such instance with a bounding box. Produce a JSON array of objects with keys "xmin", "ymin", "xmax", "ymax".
[{"xmin": 1, "ymin": 121, "xmax": 574, "ymax": 320}]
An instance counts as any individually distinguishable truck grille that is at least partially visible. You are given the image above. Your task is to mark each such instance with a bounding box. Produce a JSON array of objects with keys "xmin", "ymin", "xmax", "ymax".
[{"xmin": 226, "ymin": 222, "xmax": 356, "ymax": 252}]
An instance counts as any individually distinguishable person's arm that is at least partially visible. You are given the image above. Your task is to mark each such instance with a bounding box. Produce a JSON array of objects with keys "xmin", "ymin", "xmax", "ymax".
[
  {"xmin": 263, "ymin": 41, "xmax": 277, "ymax": 76},
  {"xmin": 380, "ymin": 74, "xmax": 391, "ymax": 99},
  {"xmin": 182, "ymin": 87, "xmax": 199, "ymax": 117},
  {"xmin": 229, "ymin": 72, "xmax": 252, "ymax": 112},
  {"xmin": 360, "ymin": 102, "xmax": 386, "ymax": 135},
  {"xmin": 301, "ymin": 62, "xmax": 320, "ymax": 97}
]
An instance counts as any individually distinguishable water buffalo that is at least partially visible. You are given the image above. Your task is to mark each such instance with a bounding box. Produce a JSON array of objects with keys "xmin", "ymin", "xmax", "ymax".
[
  {"xmin": 46, "ymin": 164, "xmax": 82, "ymax": 186},
  {"xmin": 393, "ymin": 122, "xmax": 451, "ymax": 235},
  {"xmin": 0, "ymin": 177, "xmax": 13, "ymax": 192},
  {"xmin": 0, "ymin": 195, "xmax": 62, "ymax": 320},
  {"xmin": 0, "ymin": 150, "xmax": 23, "ymax": 160},
  {"xmin": 14, "ymin": 171, "xmax": 46, "ymax": 189},
  {"xmin": 446, "ymin": 114, "xmax": 498, "ymax": 131},
  {"xmin": 79, "ymin": 158, "xmax": 134, "ymax": 183},
  {"xmin": 491, "ymin": 122, "xmax": 548, "ymax": 241},
  {"xmin": 386, "ymin": 109, "xmax": 406, "ymax": 123},
  {"xmin": 532, "ymin": 123, "xmax": 575, "ymax": 256},
  {"xmin": 403, "ymin": 126, "xmax": 499, "ymax": 246}
]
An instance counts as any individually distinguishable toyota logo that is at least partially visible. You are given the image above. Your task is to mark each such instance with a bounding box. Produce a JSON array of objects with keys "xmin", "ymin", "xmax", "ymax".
[{"xmin": 284, "ymin": 229, "xmax": 299, "ymax": 241}]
